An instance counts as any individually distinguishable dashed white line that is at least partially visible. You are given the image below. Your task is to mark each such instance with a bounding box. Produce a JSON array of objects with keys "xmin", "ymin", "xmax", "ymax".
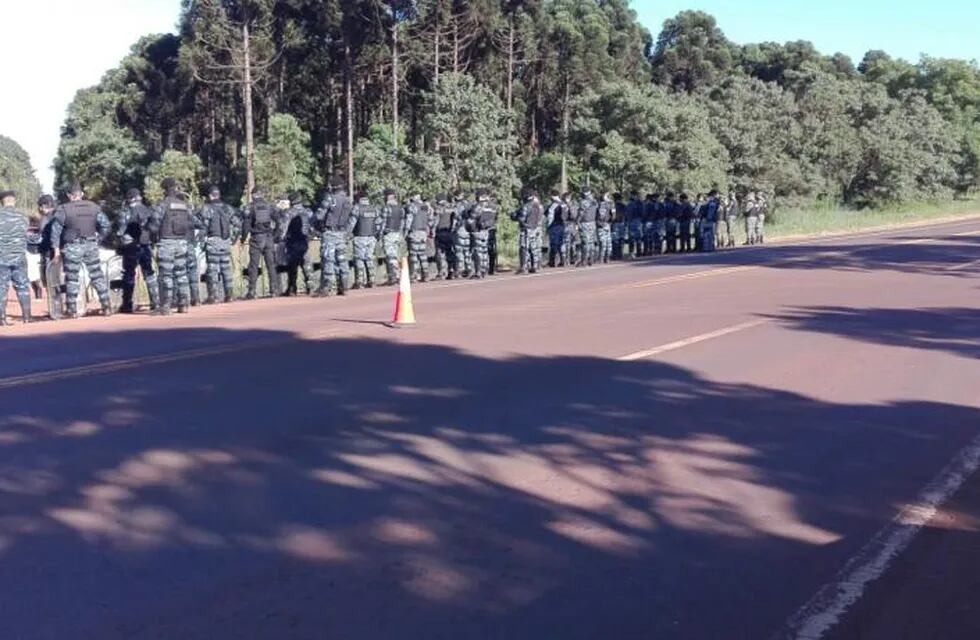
[{"xmin": 617, "ymin": 319, "xmax": 768, "ymax": 361}]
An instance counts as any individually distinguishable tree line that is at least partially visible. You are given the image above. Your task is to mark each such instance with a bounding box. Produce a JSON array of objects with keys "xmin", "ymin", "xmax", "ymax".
[{"xmin": 45, "ymin": 2, "xmax": 980, "ymax": 214}]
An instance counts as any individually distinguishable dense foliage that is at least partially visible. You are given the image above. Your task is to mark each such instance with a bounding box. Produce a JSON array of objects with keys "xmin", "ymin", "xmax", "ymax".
[
  {"xmin": 52, "ymin": 2, "xmax": 979, "ymax": 210},
  {"xmin": 0, "ymin": 135, "xmax": 42, "ymax": 214}
]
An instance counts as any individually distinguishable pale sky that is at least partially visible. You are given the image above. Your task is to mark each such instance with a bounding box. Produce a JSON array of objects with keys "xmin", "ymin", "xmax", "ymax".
[{"xmin": 3, "ymin": 1, "xmax": 976, "ymax": 194}]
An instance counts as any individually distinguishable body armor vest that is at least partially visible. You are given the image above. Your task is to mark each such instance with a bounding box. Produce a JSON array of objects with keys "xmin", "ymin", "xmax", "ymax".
[
  {"xmin": 385, "ymin": 204, "xmax": 405, "ymax": 234},
  {"xmin": 410, "ymin": 204, "xmax": 430, "ymax": 232},
  {"xmin": 353, "ymin": 205, "xmax": 379, "ymax": 237},
  {"xmin": 324, "ymin": 195, "xmax": 352, "ymax": 231},
  {"xmin": 251, "ymin": 200, "xmax": 274, "ymax": 233},
  {"xmin": 579, "ymin": 198, "xmax": 598, "ymax": 223},
  {"xmin": 62, "ymin": 201, "xmax": 99, "ymax": 243},
  {"xmin": 206, "ymin": 204, "xmax": 232, "ymax": 239},
  {"xmin": 159, "ymin": 199, "xmax": 191, "ymax": 240},
  {"xmin": 524, "ymin": 202, "xmax": 544, "ymax": 228}
]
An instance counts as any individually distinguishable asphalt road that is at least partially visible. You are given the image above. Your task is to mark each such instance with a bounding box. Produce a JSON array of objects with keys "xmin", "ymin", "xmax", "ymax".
[{"xmin": 1, "ymin": 218, "xmax": 978, "ymax": 639}]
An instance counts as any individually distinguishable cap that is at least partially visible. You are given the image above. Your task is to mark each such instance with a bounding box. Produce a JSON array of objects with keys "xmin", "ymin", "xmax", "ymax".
[
  {"xmin": 0, "ymin": 190, "xmax": 15, "ymax": 200},
  {"xmin": 37, "ymin": 194, "xmax": 56, "ymax": 207},
  {"xmin": 207, "ymin": 184, "xmax": 221, "ymax": 196},
  {"xmin": 126, "ymin": 188, "xmax": 142, "ymax": 201}
]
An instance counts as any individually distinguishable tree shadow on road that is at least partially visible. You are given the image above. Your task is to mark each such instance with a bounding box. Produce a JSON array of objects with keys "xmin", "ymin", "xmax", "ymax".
[{"xmin": 0, "ymin": 328, "xmax": 978, "ymax": 639}]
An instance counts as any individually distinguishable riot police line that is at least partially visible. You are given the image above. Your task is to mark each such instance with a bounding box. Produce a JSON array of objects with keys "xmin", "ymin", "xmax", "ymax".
[{"xmin": 2, "ymin": 180, "xmax": 770, "ymax": 325}]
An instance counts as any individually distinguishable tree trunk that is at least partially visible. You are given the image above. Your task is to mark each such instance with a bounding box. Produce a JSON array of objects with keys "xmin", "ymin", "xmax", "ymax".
[
  {"xmin": 345, "ymin": 42, "xmax": 355, "ymax": 196},
  {"xmin": 453, "ymin": 19, "xmax": 460, "ymax": 73},
  {"xmin": 560, "ymin": 75, "xmax": 570, "ymax": 193},
  {"xmin": 392, "ymin": 19, "xmax": 399, "ymax": 153},
  {"xmin": 243, "ymin": 21, "xmax": 256, "ymax": 201},
  {"xmin": 433, "ymin": 20, "xmax": 440, "ymax": 83},
  {"xmin": 506, "ymin": 16, "xmax": 514, "ymax": 112}
]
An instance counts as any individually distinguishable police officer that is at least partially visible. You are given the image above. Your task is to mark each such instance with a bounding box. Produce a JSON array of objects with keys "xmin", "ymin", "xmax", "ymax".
[
  {"xmin": 116, "ymin": 188, "xmax": 159, "ymax": 313},
  {"xmin": 150, "ymin": 179, "xmax": 193, "ymax": 314},
  {"xmin": 701, "ymin": 190, "xmax": 721, "ymax": 252},
  {"xmin": 663, "ymin": 192, "xmax": 679, "ymax": 254},
  {"xmin": 280, "ymin": 192, "xmax": 314, "ymax": 296},
  {"xmin": 431, "ymin": 193, "xmax": 455, "ymax": 280},
  {"xmin": 348, "ymin": 189, "xmax": 382, "ymax": 289},
  {"xmin": 406, "ymin": 192, "xmax": 433, "ymax": 283},
  {"xmin": 744, "ymin": 193, "xmax": 760, "ymax": 245},
  {"xmin": 611, "ymin": 193, "xmax": 627, "ymax": 260},
  {"xmin": 626, "ymin": 191, "xmax": 644, "ymax": 259},
  {"xmin": 185, "ymin": 196, "xmax": 204, "ymax": 307},
  {"xmin": 34, "ymin": 195, "xmax": 60, "ymax": 318},
  {"xmin": 545, "ymin": 191, "xmax": 565, "ymax": 267},
  {"xmin": 577, "ymin": 187, "xmax": 599, "ymax": 267},
  {"xmin": 725, "ymin": 191, "xmax": 739, "ymax": 248},
  {"xmin": 678, "ymin": 193, "xmax": 694, "ymax": 252},
  {"xmin": 597, "ymin": 191, "xmax": 614, "ymax": 264},
  {"xmin": 641, "ymin": 193, "xmax": 657, "ymax": 257},
  {"xmin": 0, "ymin": 190, "xmax": 34, "ymax": 325},
  {"xmin": 561, "ymin": 192, "xmax": 579, "ymax": 267},
  {"xmin": 312, "ymin": 178, "xmax": 352, "ymax": 296},
  {"xmin": 198, "ymin": 185, "xmax": 240, "ymax": 304},
  {"xmin": 451, "ymin": 190, "xmax": 473, "ymax": 279},
  {"xmin": 49, "ymin": 183, "xmax": 112, "ymax": 318},
  {"xmin": 469, "ymin": 188, "xmax": 498, "ymax": 279},
  {"xmin": 241, "ymin": 187, "xmax": 281, "ymax": 299},
  {"xmin": 513, "ymin": 189, "xmax": 544, "ymax": 274},
  {"xmin": 757, "ymin": 192, "xmax": 768, "ymax": 244},
  {"xmin": 380, "ymin": 189, "xmax": 407, "ymax": 286}
]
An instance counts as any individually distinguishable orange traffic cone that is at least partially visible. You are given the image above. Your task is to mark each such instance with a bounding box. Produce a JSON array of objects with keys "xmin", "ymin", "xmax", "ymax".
[{"xmin": 390, "ymin": 256, "xmax": 416, "ymax": 327}]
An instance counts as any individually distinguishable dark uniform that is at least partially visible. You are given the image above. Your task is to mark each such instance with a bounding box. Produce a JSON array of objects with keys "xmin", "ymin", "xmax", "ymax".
[
  {"xmin": 663, "ymin": 194, "xmax": 679, "ymax": 254},
  {"xmin": 576, "ymin": 191, "xmax": 599, "ymax": 267},
  {"xmin": 612, "ymin": 195, "xmax": 627, "ymax": 260},
  {"xmin": 626, "ymin": 194, "xmax": 644, "ymax": 258},
  {"xmin": 432, "ymin": 195, "xmax": 455, "ymax": 280},
  {"xmin": 0, "ymin": 192, "xmax": 34, "ymax": 325},
  {"xmin": 678, "ymin": 195, "xmax": 694, "ymax": 252},
  {"xmin": 280, "ymin": 197, "xmax": 314, "ymax": 296},
  {"xmin": 469, "ymin": 192, "xmax": 498, "ymax": 279},
  {"xmin": 241, "ymin": 192, "xmax": 281, "ymax": 298},
  {"xmin": 406, "ymin": 196, "xmax": 434, "ymax": 283},
  {"xmin": 116, "ymin": 191, "xmax": 159, "ymax": 312},
  {"xmin": 701, "ymin": 192, "xmax": 721, "ymax": 252},
  {"xmin": 452, "ymin": 194, "xmax": 473, "ymax": 278},
  {"xmin": 597, "ymin": 195, "xmax": 614, "ymax": 264},
  {"xmin": 198, "ymin": 190, "xmax": 240, "ymax": 303},
  {"xmin": 348, "ymin": 196, "xmax": 382, "ymax": 288},
  {"xmin": 49, "ymin": 187, "xmax": 112, "ymax": 317},
  {"xmin": 313, "ymin": 187, "xmax": 352, "ymax": 296},
  {"xmin": 151, "ymin": 192, "xmax": 194, "ymax": 313},
  {"xmin": 546, "ymin": 195, "xmax": 566, "ymax": 267}
]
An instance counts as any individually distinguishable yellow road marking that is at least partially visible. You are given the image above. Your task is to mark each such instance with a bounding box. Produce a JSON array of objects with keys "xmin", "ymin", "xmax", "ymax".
[{"xmin": 617, "ymin": 320, "xmax": 768, "ymax": 361}]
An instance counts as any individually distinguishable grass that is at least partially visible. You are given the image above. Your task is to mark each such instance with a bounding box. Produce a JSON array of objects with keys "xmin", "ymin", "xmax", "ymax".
[{"xmin": 764, "ymin": 198, "xmax": 980, "ymax": 240}]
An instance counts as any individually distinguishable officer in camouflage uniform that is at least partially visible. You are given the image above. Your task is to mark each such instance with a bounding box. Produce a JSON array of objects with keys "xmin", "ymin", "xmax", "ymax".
[
  {"xmin": 513, "ymin": 190, "xmax": 544, "ymax": 274},
  {"xmin": 451, "ymin": 190, "xmax": 473, "ymax": 279},
  {"xmin": 150, "ymin": 179, "xmax": 193, "ymax": 314},
  {"xmin": 678, "ymin": 193, "xmax": 694, "ymax": 252},
  {"xmin": 597, "ymin": 191, "xmax": 614, "ymax": 264},
  {"xmin": 0, "ymin": 190, "xmax": 34, "ymax": 325},
  {"xmin": 348, "ymin": 191, "xmax": 382, "ymax": 289},
  {"xmin": 406, "ymin": 193, "xmax": 433, "ymax": 283},
  {"xmin": 241, "ymin": 187, "xmax": 281, "ymax": 299},
  {"xmin": 185, "ymin": 196, "xmax": 204, "ymax": 307},
  {"xmin": 641, "ymin": 193, "xmax": 657, "ymax": 257},
  {"xmin": 312, "ymin": 178, "xmax": 352, "ymax": 296},
  {"xmin": 692, "ymin": 193, "xmax": 706, "ymax": 252},
  {"xmin": 757, "ymin": 192, "xmax": 768, "ymax": 244},
  {"xmin": 279, "ymin": 192, "xmax": 314, "ymax": 296},
  {"xmin": 380, "ymin": 189, "xmax": 407, "ymax": 286},
  {"xmin": 561, "ymin": 193, "xmax": 579, "ymax": 267},
  {"xmin": 469, "ymin": 188, "xmax": 498, "ymax": 279},
  {"xmin": 198, "ymin": 185, "xmax": 240, "ymax": 304},
  {"xmin": 49, "ymin": 183, "xmax": 112, "ymax": 318},
  {"xmin": 431, "ymin": 193, "xmax": 455, "ymax": 280},
  {"xmin": 35, "ymin": 195, "xmax": 59, "ymax": 317},
  {"xmin": 744, "ymin": 193, "xmax": 760, "ymax": 245},
  {"xmin": 116, "ymin": 188, "xmax": 159, "ymax": 313},
  {"xmin": 611, "ymin": 193, "xmax": 627, "ymax": 260},
  {"xmin": 545, "ymin": 191, "xmax": 565, "ymax": 267},
  {"xmin": 576, "ymin": 187, "xmax": 599, "ymax": 267},
  {"xmin": 725, "ymin": 192, "xmax": 739, "ymax": 248}
]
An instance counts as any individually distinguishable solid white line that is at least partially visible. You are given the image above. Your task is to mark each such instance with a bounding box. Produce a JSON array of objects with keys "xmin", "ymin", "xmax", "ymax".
[
  {"xmin": 775, "ymin": 430, "xmax": 980, "ymax": 640},
  {"xmin": 617, "ymin": 319, "xmax": 767, "ymax": 361},
  {"xmin": 946, "ymin": 257, "xmax": 980, "ymax": 272}
]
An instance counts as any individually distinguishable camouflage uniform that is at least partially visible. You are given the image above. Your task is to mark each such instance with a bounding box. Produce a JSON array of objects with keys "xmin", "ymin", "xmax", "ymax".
[
  {"xmin": 116, "ymin": 197, "xmax": 159, "ymax": 312},
  {"xmin": 0, "ymin": 203, "xmax": 33, "ymax": 325},
  {"xmin": 576, "ymin": 192, "xmax": 599, "ymax": 267},
  {"xmin": 725, "ymin": 194, "xmax": 739, "ymax": 248},
  {"xmin": 757, "ymin": 193, "xmax": 768, "ymax": 243},
  {"xmin": 641, "ymin": 196, "xmax": 657, "ymax": 257},
  {"xmin": 451, "ymin": 197, "xmax": 473, "ymax": 278},
  {"xmin": 678, "ymin": 197, "xmax": 694, "ymax": 252},
  {"xmin": 514, "ymin": 195, "xmax": 544, "ymax": 274},
  {"xmin": 313, "ymin": 190, "xmax": 352, "ymax": 296},
  {"xmin": 611, "ymin": 197, "xmax": 627, "ymax": 260},
  {"xmin": 432, "ymin": 197, "xmax": 455, "ymax": 280},
  {"xmin": 198, "ymin": 199, "xmax": 240, "ymax": 303},
  {"xmin": 596, "ymin": 196, "xmax": 614, "ymax": 264},
  {"xmin": 744, "ymin": 195, "xmax": 760, "ymax": 245},
  {"xmin": 406, "ymin": 197, "xmax": 434, "ymax": 282},
  {"xmin": 626, "ymin": 195, "xmax": 644, "ymax": 258},
  {"xmin": 701, "ymin": 195, "xmax": 720, "ymax": 252},
  {"xmin": 348, "ymin": 196, "xmax": 382, "ymax": 288},
  {"xmin": 151, "ymin": 195, "xmax": 194, "ymax": 313},
  {"xmin": 469, "ymin": 195, "xmax": 498, "ymax": 279},
  {"xmin": 562, "ymin": 197, "xmax": 579, "ymax": 267},
  {"xmin": 380, "ymin": 196, "xmax": 408, "ymax": 285},
  {"xmin": 49, "ymin": 197, "xmax": 112, "ymax": 317},
  {"xmin": 185, "ymin": 208, "xmax": 204, "ymax": 306}
]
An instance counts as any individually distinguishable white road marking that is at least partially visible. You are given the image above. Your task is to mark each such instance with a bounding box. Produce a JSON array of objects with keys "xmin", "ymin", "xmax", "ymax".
[
  {"xmin": 775, "ymin": 430, "xmax": 980, "ymax": 640},
  {"xmin": 617, "ymin": 319, "xmax": 768, "ymax": 361},
  {"xmin": 946, "ymin": 257, "xmax": 980, "ymax": 272}
]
